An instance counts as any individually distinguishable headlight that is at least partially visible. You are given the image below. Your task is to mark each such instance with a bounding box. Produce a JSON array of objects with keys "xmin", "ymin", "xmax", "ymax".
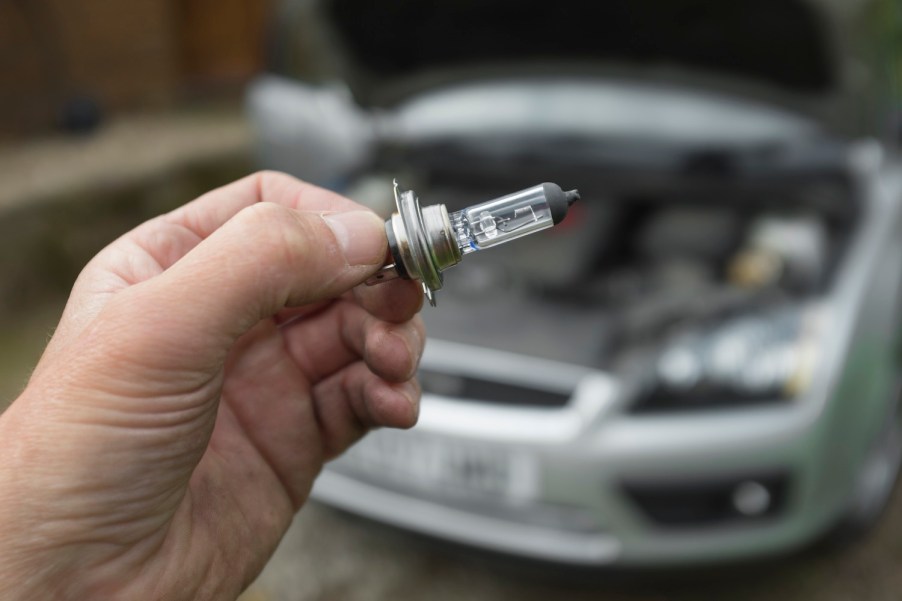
[{"xmin": 634, "ymin": 303, "xmax": 826, "ymax": 411}]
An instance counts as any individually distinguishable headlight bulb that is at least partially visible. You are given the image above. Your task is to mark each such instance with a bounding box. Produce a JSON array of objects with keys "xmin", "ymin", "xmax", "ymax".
[{"xmin": 367, "ymin": 181, "xmax": 579, "ymax": 306}]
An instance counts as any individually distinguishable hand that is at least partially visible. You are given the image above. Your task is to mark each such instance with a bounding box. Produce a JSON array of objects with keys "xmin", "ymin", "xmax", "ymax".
[{"xmin": 0, "ymin": 172, "xmax": 424, "ymax": 600}]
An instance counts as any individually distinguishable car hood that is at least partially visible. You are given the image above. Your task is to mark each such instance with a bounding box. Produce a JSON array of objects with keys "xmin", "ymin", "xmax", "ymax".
[
  {"xmin": 273, "ymin": 0, "xmax": 894, "ymax": 141},
  {"xmin": 387, "ymin": 79, "xmax": 821, "ymax": 150}
]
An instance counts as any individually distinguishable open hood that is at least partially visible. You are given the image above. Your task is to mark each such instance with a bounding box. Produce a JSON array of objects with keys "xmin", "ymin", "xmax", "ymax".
[{"xmin": 270, "ymin": 0, "xmax": 898, "ymax": 142}]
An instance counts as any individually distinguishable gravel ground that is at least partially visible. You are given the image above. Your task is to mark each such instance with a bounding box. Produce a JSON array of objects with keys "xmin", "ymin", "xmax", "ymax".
[{"xmin": 236, "ymin": 492, "xmax": 902, "ymax": 601}]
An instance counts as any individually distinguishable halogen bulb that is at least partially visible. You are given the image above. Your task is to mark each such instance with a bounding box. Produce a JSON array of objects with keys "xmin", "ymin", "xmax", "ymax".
[
  {"xmin": 450, "ymin": 184, "xmax": 569, "ymax": 255},
  {"xmin": 367, "ymin": 181, "xmax": 578, "ymax": 306}
]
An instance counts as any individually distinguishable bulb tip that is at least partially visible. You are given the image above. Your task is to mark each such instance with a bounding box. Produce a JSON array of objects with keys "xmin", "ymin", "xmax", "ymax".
[{"xmin": 543, "ymin": 182, "xmax": 580, "ymax": 225}]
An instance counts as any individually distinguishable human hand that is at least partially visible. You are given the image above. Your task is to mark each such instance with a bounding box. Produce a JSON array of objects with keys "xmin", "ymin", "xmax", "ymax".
[{"xmin": 0, "ymin": 172, "xmax": 424, "ymax": 600}]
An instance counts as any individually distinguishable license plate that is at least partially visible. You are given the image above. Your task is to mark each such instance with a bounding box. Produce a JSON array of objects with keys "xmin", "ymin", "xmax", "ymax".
[{"xmin": 337, "ymin": 430, "xmax": 538, "ymax": 502}]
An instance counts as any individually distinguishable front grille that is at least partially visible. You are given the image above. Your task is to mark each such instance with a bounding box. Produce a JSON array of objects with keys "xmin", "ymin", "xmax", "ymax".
[{"xmin": 418, "ymin": 368, "xmax": 571, "ymax": 408}]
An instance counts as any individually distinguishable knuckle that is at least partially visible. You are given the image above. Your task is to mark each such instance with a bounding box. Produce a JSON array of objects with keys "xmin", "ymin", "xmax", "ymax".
[
  {"xmin": 251, "ymin": 169, "xmax": 296, "ymax": 194},
  {"xmin": 232, "ymin": 201, "xmax": 289, "ymax": 230}
]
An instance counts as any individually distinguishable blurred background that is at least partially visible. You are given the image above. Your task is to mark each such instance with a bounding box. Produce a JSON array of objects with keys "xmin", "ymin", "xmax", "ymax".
[{"xmin": 5, "ymin": 1, "xmax": 902, "ymax": 600}]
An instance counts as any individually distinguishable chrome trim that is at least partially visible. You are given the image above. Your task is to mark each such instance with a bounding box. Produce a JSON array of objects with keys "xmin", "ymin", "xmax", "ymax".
[
  {"xmin": 421, "ymin": 338, "xmax": 598, "ymax": 392},
  {"xmin": 417, "ymin": 339, "xmax": 618, "ymax": 443}
]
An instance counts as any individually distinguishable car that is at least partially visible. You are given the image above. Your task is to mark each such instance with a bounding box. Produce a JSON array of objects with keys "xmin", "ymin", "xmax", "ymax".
[{"xmin": 247, "ymin": 0, "xmax": 902, "ymax": 566}]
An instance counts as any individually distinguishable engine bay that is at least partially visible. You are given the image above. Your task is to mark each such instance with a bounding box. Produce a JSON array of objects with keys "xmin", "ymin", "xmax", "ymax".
[{"xmin": 357, "ymin": 168, "xmax": 856, "ymax": 375}]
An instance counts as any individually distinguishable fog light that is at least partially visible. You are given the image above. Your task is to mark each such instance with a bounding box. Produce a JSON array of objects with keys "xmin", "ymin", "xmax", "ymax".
[
  {"xmin": 732, "ymin": 481, "xmax": 772, "ymax": 516},
  {"xmin": 622, "ymin": 471, "xmax": 788, "ymax": 527}
]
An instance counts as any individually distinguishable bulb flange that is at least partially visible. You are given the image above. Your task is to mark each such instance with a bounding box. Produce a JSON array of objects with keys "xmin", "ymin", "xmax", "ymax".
[{"xmin": 366, "ymin": 180, "xmax": 462, "ymax": 306}]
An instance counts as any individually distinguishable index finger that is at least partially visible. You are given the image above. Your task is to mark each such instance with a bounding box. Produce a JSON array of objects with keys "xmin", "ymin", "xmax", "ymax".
[{"xmin": 164, "ymin": 170, "xmax": 365, "ymax": 240}]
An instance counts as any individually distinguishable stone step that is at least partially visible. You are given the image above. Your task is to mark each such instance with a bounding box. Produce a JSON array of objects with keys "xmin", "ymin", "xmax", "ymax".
[{"xmin": 0, "ymin": 108, "xmax": 253, "ymax": 317}]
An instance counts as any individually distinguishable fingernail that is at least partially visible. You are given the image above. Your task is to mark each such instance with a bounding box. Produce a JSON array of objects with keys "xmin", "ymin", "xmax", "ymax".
[
  {"xmin": 402, "ymin": 379, "xmax": 421, "ymax": 409},
  {"xmin": 390, "ymin": 330, "xmax": 418, "ymax": 380},
  {"xmin": 323, "ymin": 211, "xmax": 385, "ymax": 266}
]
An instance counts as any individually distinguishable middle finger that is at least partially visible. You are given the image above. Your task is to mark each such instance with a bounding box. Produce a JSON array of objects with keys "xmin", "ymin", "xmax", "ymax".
[{"xmin": 280, "ymin": 300, "xmax": 425, "ymax": 386}]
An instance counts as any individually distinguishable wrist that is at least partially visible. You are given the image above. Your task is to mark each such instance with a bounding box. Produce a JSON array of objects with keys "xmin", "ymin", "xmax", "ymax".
[{"xmin": 0, "ymin": 393, "xmax": 88, "ymax": 600}]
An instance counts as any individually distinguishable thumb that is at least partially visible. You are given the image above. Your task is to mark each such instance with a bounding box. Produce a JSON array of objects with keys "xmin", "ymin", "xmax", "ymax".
[{"xmin": 113, "ymin": 203, "xmax": 387, "ymax": 367}]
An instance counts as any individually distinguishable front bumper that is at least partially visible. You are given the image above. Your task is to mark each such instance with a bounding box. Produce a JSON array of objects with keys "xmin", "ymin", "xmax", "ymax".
[{"xmin": 313, "ymin": 340, "xmax": 846, "ymax": 566}]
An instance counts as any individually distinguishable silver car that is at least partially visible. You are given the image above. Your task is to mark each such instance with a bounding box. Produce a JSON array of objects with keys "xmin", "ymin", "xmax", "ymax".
[{"xmin": 249, "ymin": 0, "xmax": 902, "ymax": 565}]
